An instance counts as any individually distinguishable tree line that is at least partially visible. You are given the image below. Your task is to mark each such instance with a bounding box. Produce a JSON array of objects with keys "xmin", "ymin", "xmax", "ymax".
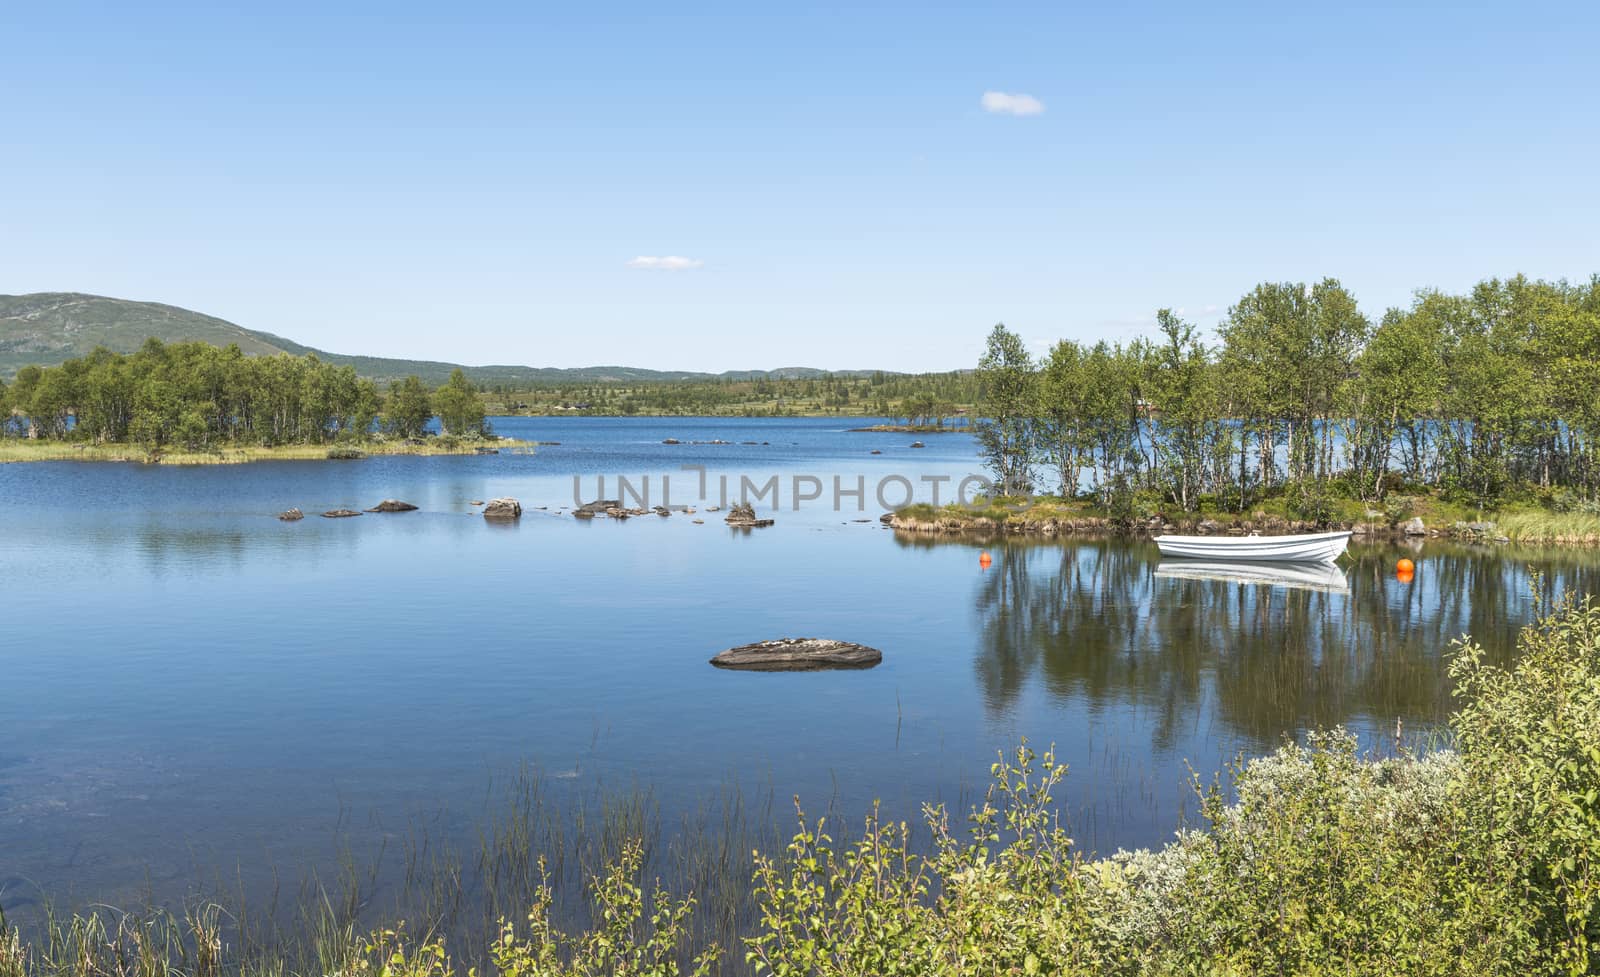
[
  {"xmin": 0, "ymin": 339, "xmax": 488, "ymax": 448},
  {"xmin": 484, "ymin": 371, "xmax": 980, "ymax": 420},
  {"xmin": 976, "ymin": 274, "xmax": 1600, "ymax": 513}
]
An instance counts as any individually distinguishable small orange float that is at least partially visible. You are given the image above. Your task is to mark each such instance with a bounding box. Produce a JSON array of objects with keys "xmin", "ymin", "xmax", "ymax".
[
  {"xmin": 1396, "ymin": 558, "xmax": 1415, "ymax": 574},
  {"xmin": 978, "ymin": 551, "xmax": 992, "ymax": 569}
]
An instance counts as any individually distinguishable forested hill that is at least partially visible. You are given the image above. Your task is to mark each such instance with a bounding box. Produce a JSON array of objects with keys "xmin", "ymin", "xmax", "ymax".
[{"xmin": 0, "ymin": 292, "xmax": 888, "ymax": 385}]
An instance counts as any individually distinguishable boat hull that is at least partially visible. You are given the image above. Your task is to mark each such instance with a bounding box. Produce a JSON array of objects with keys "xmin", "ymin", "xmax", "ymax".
[{"xmin": 1152, "ymin": 530, "xmax": 1352, "ymax": 564}]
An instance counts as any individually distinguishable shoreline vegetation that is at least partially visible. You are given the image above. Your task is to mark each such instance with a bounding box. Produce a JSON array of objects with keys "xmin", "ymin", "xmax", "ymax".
[
  {"xmin": 3, "ymin": 596, "xmax": 1597, "ymax": 975},
  {"xmin": 955, "ymin": 275, "xmax": 1600, "ymax": 552},
  {"xmin": 845, "ymin": 422, "xmax": 970, "ymax": 433},
  {"xmin": 0, "ymin": 340, "xmax": 496, "ymax": 459},
  {"xmin": 0, "ymin": 435, "xmax": 531, "ymax": 465},
  {"xmin": 889, "ymin": 495, "xmax": 1600, "ymax": 545}
]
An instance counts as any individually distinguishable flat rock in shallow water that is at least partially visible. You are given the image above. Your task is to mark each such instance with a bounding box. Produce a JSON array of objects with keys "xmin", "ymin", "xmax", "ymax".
[
  {"xmin": 278, "ymin": 508, "xmax": 304, "ymax": 521},
  {"xmin": 710, "ymin": 638, "xmax": 882, "ymax": 672},
  {"xmin": 367, "ymin": 499, "xmax": 418, "ymax": 512},
  {"xmin": 322, "ymin": 509, "xmax": 362, "ymax": 518}
]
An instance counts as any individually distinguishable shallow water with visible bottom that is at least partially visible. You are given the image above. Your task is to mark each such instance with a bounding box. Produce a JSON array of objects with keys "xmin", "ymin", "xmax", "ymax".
[{"xmin": 2, "ymin": 416, "xmax": 1596, "ymax": 918}]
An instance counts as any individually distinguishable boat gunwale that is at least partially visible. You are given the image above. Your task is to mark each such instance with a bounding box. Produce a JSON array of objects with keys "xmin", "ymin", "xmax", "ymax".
[{"xmin": 1151, "ymin": 529, "xmax": 1353, "ymax": 544}]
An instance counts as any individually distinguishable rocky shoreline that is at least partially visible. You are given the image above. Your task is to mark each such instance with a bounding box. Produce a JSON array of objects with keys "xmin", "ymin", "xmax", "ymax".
[{"xmin": 886, "ymin": 509, "xmax": 1524, "ymax": 543}]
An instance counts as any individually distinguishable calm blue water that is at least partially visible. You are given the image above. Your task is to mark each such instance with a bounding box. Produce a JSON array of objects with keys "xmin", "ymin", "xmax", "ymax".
[{"xmin": 2, "ymin": 416, "xmax": 1597, "ymax": 916}]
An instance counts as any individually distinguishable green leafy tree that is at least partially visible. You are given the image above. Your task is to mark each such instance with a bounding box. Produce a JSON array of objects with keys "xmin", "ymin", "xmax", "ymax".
[
  {"xmin": 1145, "ymin": 309, "xmax": 1216, "ymax": 510},
  {"xmin": 1036, "ymin": 339, "xmax": 1092, "ymax": 497},
  {"xmin": 385, "ymin": 375, "xmax": 434, "ymax": 439},
  {"xmin": 433, "ymin": 369, "xmax": 487, "ymax": 436},
  {"xmin": 975, "ymin": 323, "xmax": 1037, "ymax": 494}
]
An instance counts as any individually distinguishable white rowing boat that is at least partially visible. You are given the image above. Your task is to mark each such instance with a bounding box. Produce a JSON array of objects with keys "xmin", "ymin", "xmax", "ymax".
[
  {"xmin": 1153, "ymin": 560, "xmax": 1350, "ymax": 594},
  {"xmin": 1152, "ymin": 530, "xmax": 1352, "ymax": 565}
]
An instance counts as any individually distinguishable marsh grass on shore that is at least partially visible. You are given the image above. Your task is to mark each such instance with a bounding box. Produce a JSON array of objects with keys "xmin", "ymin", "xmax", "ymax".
[
  {"xmin": 1492, "ymin": 510, "xmax": 1600, "ymax": 544},
  {"xmin": 0, "ymin": 768, "xmax": 794, "ymax": 977}
]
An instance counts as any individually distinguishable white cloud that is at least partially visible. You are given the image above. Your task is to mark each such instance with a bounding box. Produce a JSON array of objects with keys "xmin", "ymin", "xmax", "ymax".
[
  {"xmin": 626, "ymin": 255, "xmax": 704, "ymax": 271},
  {"xmin": 981, "ymin": 91, "xmax": 1044, "ymax": 116}
]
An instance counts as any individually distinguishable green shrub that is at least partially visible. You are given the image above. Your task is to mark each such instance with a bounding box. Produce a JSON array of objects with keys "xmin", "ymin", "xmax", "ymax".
[
  {"xmin": 1449, "ymin": 590, "xmax": 1600, "ymax": 973},
  {"xmin": 1383, "ymin": 493, "xmax": 1419, "ymax": 526}
]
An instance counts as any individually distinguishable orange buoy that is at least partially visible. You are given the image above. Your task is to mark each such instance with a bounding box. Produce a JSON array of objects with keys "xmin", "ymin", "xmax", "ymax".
[
  {"xmin": 978, "ymin": 551, "xmax": 992, "ymax": 569},
  {"xmin": 1396, "ymin": 558, "xmax": 1415, "ymax": 574}
]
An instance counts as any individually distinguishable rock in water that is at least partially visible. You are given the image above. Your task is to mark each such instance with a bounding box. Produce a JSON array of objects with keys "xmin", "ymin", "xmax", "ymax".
[
  {"xmin": 278, "ymin": 508, "xmax": 304, "ymax": 521},
  {"xmin": 724, "ymin": 502, "xmax": 774, "ymax": 528},
  {"xmin": 322, "ymin": 509, "xmax": 362, "ymax": 518},
  {"xmin": 367, "ymin": 500, "xmax": 419, "ymax": 512},
  {"xmin": 1402, "ymin": 516, "xmax": 1427, "ymax": 536},
  {"xmin": 710, "ymin": 638, "xmax": 882, "ymax": 672},
  {"xmin": 483, "ymin": 497, "xmax": 522, "ymax": 520},
  {"xmin": 575, "ymin": 499, "xmax": 620, "ymax": 516}
]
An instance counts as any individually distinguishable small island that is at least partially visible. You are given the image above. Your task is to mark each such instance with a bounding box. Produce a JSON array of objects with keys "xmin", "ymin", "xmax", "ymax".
[{"xmin": 0, "ymin": 340, "xmax": 529, "ymax": 464}]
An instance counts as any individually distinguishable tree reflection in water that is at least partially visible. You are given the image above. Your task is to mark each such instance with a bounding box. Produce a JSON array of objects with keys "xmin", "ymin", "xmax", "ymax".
[{"xmin": 898, "ymin": 534, "xmax": 1600, "ymax": 751}]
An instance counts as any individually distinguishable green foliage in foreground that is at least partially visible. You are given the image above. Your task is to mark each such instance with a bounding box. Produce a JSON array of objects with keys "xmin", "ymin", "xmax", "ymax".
[{"xmin": 4, "ymin": 596, "xmax": 1599, "ymax": 976}]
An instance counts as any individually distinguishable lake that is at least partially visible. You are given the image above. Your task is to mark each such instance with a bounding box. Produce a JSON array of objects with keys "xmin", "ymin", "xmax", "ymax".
[{"xmin": 2, "ymin": 416, "xmax": 1597, "ymax": 924}]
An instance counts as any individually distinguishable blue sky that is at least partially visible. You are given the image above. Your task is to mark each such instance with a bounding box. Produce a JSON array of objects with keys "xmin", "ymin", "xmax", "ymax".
[{"xmin": 3, "ymin": 1, "xmax": 1597, "ymax": 372}]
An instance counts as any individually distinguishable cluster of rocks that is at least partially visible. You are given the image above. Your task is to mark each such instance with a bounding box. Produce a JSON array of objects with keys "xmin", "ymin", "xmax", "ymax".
[
  {"xmin": 1451, "ymin": 520, "xmax": 1511, "ymax": 543},
  {"xmin": 573, "ymin": 499, "xmax": 695, "ymax": 520},
  {"xmin": 888, "ymin": 510, "xmax": 1348, "ymax": 539},
  {"xmin": 276, "ymin": 498, "xmax": 524, "ymax": 521},
  {"xmin": 567, "ymin": 498, "xmax": 771, "ymax": 527},
  {"xmin": 1350, "ymin": 515, "xmax": 1429, "ymax": 537},
  {"xmin": 661, "ymin": 438, "xmax": 771, "ymax": 446}
]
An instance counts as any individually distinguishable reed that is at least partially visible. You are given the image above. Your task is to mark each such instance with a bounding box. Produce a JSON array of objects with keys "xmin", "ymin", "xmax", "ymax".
[{"xmin": 1493, "ymin": 510, "xmax": 1600, "ymax": 545}]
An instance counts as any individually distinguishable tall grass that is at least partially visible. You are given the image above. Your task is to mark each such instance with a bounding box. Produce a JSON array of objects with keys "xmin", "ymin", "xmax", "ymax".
[
  {"xmin": 1494, "ymin": 510, "xmax": 1600, "ymax": 544},
  {"xmin": 1, "ymin": 769, "xmax": 789, "ymax": 977}
]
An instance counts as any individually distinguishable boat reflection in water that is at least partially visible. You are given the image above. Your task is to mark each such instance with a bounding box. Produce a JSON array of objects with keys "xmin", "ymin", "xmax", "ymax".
[{"xmin": 1153, "ymin": 560, "xmax": 1351, "ymax": 595}]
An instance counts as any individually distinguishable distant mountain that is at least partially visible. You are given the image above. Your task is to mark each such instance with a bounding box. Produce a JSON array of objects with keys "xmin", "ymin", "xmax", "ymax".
[{"xmin": 0, "ymin": 293, "xmax": 892, "ymax": 385}]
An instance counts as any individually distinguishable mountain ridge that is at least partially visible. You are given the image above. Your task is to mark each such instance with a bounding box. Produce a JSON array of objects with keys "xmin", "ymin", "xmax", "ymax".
[{"xmin": 0, "ymin": 292, "xmax": 898, "ymax": 385}]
